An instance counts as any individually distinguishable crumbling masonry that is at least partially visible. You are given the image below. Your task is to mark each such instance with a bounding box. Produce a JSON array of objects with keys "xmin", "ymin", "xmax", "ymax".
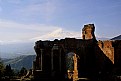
[{"xmin": 33, "ymin": 24, "xmax": 121, "ymax": 81}]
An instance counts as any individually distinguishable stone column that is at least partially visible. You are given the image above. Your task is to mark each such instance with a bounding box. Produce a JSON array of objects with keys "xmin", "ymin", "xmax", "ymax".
[
  {"xmin": 39, "ymin": 49, "xmax": 43, "ymax": 71},
  {"xmin": 51, "ymin": 49, "xmax": 54, "ymax": 71},
  {"xmin": 59, "ymin": 49, "xmax": 61, "ymax": 72},
  {"xmin": 73, "ymin": 54, "xmax": 78, "ymax": 81}
]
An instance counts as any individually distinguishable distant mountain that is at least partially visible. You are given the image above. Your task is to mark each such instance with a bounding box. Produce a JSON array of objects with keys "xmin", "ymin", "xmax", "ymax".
[
  {"xmin": 110, "ymin": 35, "xmax": 121, "ymax": 40},
  {"xmin": 2, "ymin": 55, "xmax": 36, "ymax": 70},
  {"xmin": 32, "ymin": 28, "xmax": 81, "ymax": 41},
  {"xmin": 96, "ymin": 37, "xmax": 110, "ymax": 41},
  {"xmin": 0, "ymin": 42, "xmax": 36, "ymax": 59}
]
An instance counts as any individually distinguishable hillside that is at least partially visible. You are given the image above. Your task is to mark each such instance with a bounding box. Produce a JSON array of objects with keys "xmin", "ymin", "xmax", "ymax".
[
  {"xmin": 111, "ymin": 35, "xmax": 121, "ymax": 40},
  {"xmin": 3, "ymin": 55, "xmax": 36, "ymax": 70}
]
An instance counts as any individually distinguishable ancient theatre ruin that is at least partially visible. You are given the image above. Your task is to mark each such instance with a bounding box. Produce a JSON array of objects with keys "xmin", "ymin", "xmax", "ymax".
[{"xmin": 33, "ymin": 24, "xmax": 121, "ymax": 81}]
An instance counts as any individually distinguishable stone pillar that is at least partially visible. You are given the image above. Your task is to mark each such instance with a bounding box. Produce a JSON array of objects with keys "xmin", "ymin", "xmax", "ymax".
[
  {"xmin": 59, "ymin": 49, "xmax": 61, "ymax": 72},
  {"xmin": 73, "ymin": 54, "xmax": 78, "ymax": 81},
  {"xmin": 51, "ymin": 49, "xmax": 54, "ymax": 71},
  {"xmin": 39, "ymin": 49, "xmax": 43, "ymax": 71}
]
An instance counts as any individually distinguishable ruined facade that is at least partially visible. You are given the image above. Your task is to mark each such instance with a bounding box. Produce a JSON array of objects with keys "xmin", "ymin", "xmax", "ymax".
[
  {"xmin": 82, "ymin": 24, "xmax": 96, "ymax": 40},
  {"xmin": 33, "ymin": 24, "xmax": 121, "ymax": 81}
]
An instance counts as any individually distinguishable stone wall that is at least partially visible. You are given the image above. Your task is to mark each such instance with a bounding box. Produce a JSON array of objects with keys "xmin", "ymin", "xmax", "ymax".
[
  {"xmin": 113, "ymin": 40, "xmax": 121, "ymax": 67},
  {"xmin": 98, "ymin": 40, "xmax": 114, "ymax": 64},
  {"xmin": 82, "ymin": 24, "xmax": 96, "ymax": 40},
  {"xmin": 33, "ymin": 23, "xmax": 121, "ymax": 80}
]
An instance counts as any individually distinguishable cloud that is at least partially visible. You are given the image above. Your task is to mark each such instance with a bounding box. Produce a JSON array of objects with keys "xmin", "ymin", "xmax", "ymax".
[
  {"xmin": 0, "ymin": 40, "xmax": 28, "ymax": 45},
  {"xmin": 5, "ymin": 0, "xmax": 22, "ymax": 4},
  {"xmin": 0, "ymin": 20, "xmax": 60, "ymax": 41},
  {"xmin": 0, "ymin": 20, "xmax": 81, "ymax": 43},
  {"xmin": 15, "ymin": 0, "xmax": 57, "ymax": 21},
  {"xmin": 0, "ymin": 6, "xmax": 2, "ymax": 12},
  {"xmin": 0, "ymin": 20, "xmax": 59, "ymax": 32},
  {"xmin": 0, "ymin": 0, "xmax": 2, "ymax": 12}
]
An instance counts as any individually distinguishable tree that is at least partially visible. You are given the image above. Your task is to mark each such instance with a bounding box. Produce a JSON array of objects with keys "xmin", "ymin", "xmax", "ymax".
[
  {"xmin": 4, "ymin": 64, "xmax": 14, "ymax": 77},
  {"xmin": 19, "ymin": 67, "xmax": 27, "ymax": 76},
  {"xmin": 0, "ymin": 60, "xmax": 4, "ymax": 79}
]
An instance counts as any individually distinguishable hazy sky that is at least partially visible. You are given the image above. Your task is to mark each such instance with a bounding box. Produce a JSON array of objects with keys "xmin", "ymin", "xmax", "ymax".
[{"xmin": 0, "ymin": 0, "xmax": 121, "ymax": 43}]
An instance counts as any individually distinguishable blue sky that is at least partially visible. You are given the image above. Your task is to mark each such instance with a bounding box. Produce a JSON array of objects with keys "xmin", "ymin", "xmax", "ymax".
[{"xmin": 0, "ymin": 0, "xmax": 121, "ymax": 43}]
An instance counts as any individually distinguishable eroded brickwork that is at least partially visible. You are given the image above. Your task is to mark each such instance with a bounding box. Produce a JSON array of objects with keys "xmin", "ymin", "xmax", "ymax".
[
  {"xmin": 82, "ymin": 24, "xmax": 96, "ymax": 40},
  {"xmin": 33, "ymin": 23, "xmax": 121, "ymax": 81},
  {"xmin": 98, "ymin": 40, "xmax": 114, "ymax": 64}
]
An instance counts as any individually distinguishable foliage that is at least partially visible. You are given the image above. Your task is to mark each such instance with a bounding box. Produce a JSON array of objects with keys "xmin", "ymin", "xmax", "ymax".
[
  {"xmin": 4, "ymin": 64, "xmax": 15, "ymax": 77},
  {"xmin": 3, "ymin": 55, "xmax": 36, "ymax": 70},
  {"xmin": 66, "ymin": 52, "xmax": 74, "ymax": 71},
  {"xmin": 0, "ymin": 60, "xmax": 5, "ymax": 78},
  {"xmin": 19, "ymin": 67, "xmax": 27, "ymax": 76},
  {"xmin": 0, "ymin": 62, "xmax": 4, "ymax": 72}
]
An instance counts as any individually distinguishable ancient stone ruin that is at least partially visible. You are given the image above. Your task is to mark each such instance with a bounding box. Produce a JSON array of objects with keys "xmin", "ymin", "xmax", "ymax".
[{"xmin": 33, "ymin": 24, "xmax": 121, "ymax": 81}]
